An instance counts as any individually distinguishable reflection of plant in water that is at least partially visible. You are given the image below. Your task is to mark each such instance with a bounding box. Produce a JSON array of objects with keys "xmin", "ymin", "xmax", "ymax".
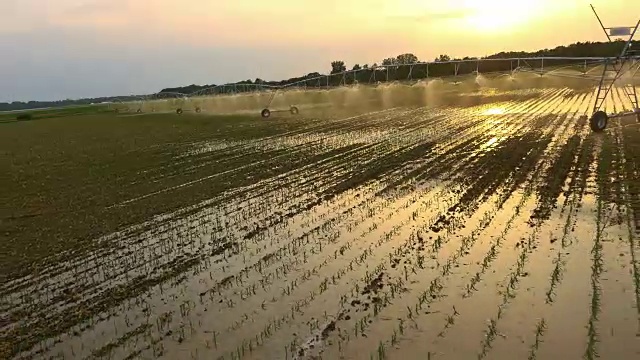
[
  {"xmin": 370, "ymin": 191, "xmax": 510, "ymax": 355},
  {"xmin": 617, "ymin": 130, "xmax": 640, "ymax": 323},
  {"xmin": 476, "ymin": 220, "xmax": 540, "ymax": 358},
  {"xmin": 545, "ymin": 252, "xmax": 565, "ymax": 304},
  {"xmin": 377, "ymin": 341, "xmax": 386, "ymax": 360},
  {"xmin": 463, "ymin": 165, "xmax": 544, "ymax": 299},
  {"xmin": 437, "ymin": 306, "xmax": 460, "ymax": 338},
  {"xmin": 527, "ymin": 318, "xmax": 547, "ymax": 360},
  {"xmin": 479, "ymin": 318, "xmax": 498, "ymax": 359},
  {"xmin": 585, "ymin": 138, "xmax": 610, "ymax": 360}
]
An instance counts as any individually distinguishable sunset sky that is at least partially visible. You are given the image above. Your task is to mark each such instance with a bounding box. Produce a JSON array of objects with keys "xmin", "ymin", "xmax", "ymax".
[{"xmin": 1, "ymin": 0, "xmax": 638, "ymax": 102}]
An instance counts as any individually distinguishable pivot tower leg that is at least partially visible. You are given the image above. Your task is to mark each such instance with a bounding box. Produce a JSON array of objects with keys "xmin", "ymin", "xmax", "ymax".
[{"xmin": 588, "ymin": 4, "xmax": 640, "ymax": 130}]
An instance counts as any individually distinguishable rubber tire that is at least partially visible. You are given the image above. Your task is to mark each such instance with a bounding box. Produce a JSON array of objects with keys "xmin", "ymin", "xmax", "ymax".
[
  {"xmin": 589, "ymin": 111, "xmax": 608, "ymax": 132},
  {"xmin": 137, "ymin": 109, "xmax": 142, "ymax": 113},
  {"xmin": 290, "ymin": 106, "xmax": 299, "ymax": 115},
  {"xmin": 261, "ymin": 108, "xmax": 271, "ymax": 118},
  {"xmin": 176, "ymin": 108, "xmax": 183, "ymax": 115},
  {"xmin": 195, "ymin": 107, "xmax": 201, "ymax": 113}
]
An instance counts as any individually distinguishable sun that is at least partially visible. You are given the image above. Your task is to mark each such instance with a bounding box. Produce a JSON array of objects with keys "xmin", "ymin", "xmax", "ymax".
[{"xmin": 457, "ymin": 0, "xmax": 543, "ymax": 33}]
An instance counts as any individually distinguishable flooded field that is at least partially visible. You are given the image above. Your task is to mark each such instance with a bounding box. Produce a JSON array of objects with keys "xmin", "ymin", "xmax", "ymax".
[{"xmin": 2, "ymin": 86, "xmax": 640, "ymax": 360}]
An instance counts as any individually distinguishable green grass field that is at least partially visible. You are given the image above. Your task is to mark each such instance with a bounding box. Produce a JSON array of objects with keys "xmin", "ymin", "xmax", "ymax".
[
  {"xmin": 0, "ymin": 104, "xmax": 113, "ymax": 122},
  {"xmin": 1, "ymin": 108, "xmax": 306, "ymax": 280}
]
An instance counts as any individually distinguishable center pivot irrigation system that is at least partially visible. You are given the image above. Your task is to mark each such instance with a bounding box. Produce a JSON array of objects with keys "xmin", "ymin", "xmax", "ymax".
[
  {"xmin": 112, "ymin": 6, "xmax": 639, "ymax": 131},
  {"xmin": 585, "ymin": 4, "xmax": 640, "ymax": 132},
  {"xmin": 258, "ymin": 4, "xmax": 640, "ymax": 130}
]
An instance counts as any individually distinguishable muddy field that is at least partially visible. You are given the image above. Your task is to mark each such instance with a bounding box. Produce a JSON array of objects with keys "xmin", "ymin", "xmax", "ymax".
[{"xmin": 2, "ymin": 86, "xmax": 640, "ymax": 360}]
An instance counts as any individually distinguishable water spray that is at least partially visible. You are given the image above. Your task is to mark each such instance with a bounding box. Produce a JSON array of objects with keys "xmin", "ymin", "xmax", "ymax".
[{"xmin": 114, "ymin": 34, "xmax": 639, "ymax": 121}]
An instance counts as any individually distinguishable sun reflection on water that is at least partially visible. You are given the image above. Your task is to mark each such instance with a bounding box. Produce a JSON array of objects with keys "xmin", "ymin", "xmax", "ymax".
[{"xmin": 482, "ymin": 107, "xmax": 506, "ymax": 115}]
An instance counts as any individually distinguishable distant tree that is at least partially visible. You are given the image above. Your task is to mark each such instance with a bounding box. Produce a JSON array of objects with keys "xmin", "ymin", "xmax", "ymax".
[
  {"xmin": 352, "ymin": 64, "xmax": 362, "ymax": 71},
  {"xmin": 331, "ymin": 60, "xmax": 347, "ymax": 74},
  {"xmin": 382, "ymin": 57, "xmax": 398, "ymax": 66},
  {"xmin": 362, "ymin": 64, "xmax": 369, "ymax": 69},
  {"xmin": 254, "ymin": 78, "xmax": 264, "ymax": 84},
  {"xmin": 396, "ymin": 53, "xmax": 419, "ymax": 64},
  {"xmin": 435, "ymin": 54, "xmax": 451, "ymax": 62}
]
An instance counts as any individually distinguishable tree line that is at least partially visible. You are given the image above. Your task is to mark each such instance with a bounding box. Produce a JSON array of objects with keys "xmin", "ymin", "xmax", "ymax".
[
  {"xmin": 2, "ymin": 39, "xmax": 636, "ymax": 112},
  {"xmin": 0, "ymin": 95, "xmax": 144, "ymax": 113},
  {"xmin": 159, "ymin": 39, "xmax": 636, "ymax": 93}
]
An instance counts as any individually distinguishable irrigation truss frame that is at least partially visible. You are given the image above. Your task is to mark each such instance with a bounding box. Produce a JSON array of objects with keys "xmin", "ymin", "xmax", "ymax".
[
  {"xmin": 110, "ymin": 6, "xmax": 640, "ymax": 129},
  {"xmin": 585, "ymin": 4, "xmax": 640, "ymax": 132},
  {"xmin": 113, "ymin": 54, "xmax": 639, "ymax": 117}
]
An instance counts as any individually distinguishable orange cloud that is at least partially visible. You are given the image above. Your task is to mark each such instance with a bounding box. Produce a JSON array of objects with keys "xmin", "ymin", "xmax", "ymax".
[{"xmin": 5, "ymin": 0, "xmax": 640, "ymax": 61}]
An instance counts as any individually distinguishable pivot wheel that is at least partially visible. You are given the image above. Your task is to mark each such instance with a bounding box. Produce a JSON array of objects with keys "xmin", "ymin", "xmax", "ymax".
[
  {"xmin": 261, "ymin": 108, "xmax": 271, "ymax": 118},
  {"xmin": 176, "ymin": 108, "xmax": 183, "ymax": 115},
  {"xmin": 290, "ymin": 106, "xmax": 299, "ymax": 115},
  {"xmin": 195, "ymin": 107, "xmax": 202, "ymax": 113},
  {"xmin": 589, "ymin": 111, "xmax": 608, "ymax": 132}
]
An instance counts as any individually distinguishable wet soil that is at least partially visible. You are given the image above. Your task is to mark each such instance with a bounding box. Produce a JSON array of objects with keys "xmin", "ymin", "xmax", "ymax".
[{"xmin": 2, "ymin": 87, "xmax": 640, "ymax": 360}]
